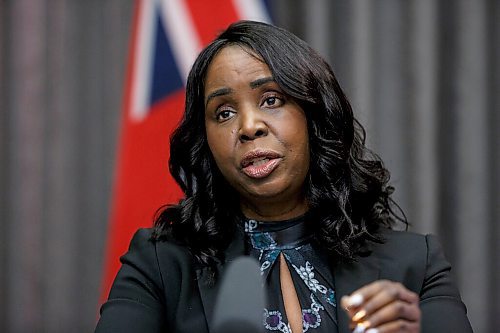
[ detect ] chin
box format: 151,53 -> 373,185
242,182 -> 291,200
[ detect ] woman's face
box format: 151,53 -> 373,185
204,45 -> 310,219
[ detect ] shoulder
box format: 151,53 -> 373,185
369,228 -> 458,295
373,228 -> 439,258
370,228 -> 428,265
374,228 -> 448,263
118,228 -> 200,301
117,228 -> 198,292
99,229 -> 202,331
377,227 -> 427,245
124,228 -> 196,268
374,228 -> 450,264
371,231 -> 472,330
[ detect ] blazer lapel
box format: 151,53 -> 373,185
334,249 -> 381,333
197,228 -> 245,332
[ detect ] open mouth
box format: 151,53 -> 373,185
240,150 -> 282,179
243,157 -> 272,167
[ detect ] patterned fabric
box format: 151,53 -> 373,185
244,214 -> 338,333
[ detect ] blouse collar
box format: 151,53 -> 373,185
242,212 -> 315,250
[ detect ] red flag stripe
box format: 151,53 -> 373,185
99,0 -> 272,311
185,0 -> 240,46
100,0 -> 142,306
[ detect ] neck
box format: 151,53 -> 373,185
239,196 -> 309,221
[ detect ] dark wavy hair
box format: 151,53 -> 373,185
153,20 -> 406,272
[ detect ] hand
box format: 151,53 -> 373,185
341,280 -> 420,333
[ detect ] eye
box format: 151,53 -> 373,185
261,94 -> 284,108
215,108 -> 235,122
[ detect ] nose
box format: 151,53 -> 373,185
238,107 -> 268,142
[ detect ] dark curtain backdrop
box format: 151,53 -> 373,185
0,1 -> 134,332
1,1 -> 498,332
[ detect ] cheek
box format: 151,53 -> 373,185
284,117 -> 309,151
206,127 -> 235,173
294,138 -> 310,173
207,137 -> 223,165
287,120 -> 310,173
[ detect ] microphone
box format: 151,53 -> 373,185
212,256 -> 265,333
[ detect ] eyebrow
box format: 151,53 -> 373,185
204,76 -> 276,108
249,76 -> 275,89
205,87 -> 233,108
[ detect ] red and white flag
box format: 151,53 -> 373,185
100,0 -> 271,304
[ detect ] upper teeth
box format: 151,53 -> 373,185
252,158 -> 269,167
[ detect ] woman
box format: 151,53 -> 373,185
96,21 -> 472,333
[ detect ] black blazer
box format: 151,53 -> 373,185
96,228 -> 473,332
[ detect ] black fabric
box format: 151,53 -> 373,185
95,228 -> 473,333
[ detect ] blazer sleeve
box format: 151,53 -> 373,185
95,229 -> 167,333
419,234 -> 473,332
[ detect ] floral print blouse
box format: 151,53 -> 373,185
243,214 -> 338,333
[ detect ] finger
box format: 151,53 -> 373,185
364,300 -> 421,328
351,284 -> 419,322
342,280 -> 388,316
341,294 -> 364,317
345,280 -> 403,309
365,319 -> 420,333
394,285 -> 419,304
352,321 -> 370,333
349,280 -> 389,303
343,281 -> 390,321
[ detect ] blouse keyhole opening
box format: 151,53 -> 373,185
279,253 -> 303,333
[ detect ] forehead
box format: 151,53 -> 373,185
204,45 -> 271,86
